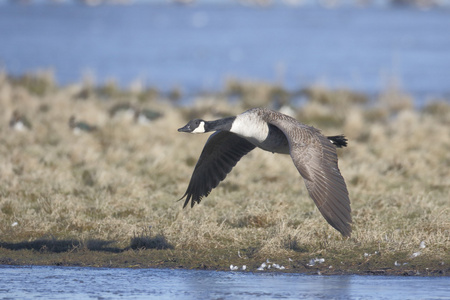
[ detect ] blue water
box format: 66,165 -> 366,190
0,4 -> 450,103
0,265 -> 448,299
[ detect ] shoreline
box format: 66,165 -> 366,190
0,247 -> 448,276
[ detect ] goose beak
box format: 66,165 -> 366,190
178,124 -> 190,132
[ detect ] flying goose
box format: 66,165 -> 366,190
178,107 -> 352,237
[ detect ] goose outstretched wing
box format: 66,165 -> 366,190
180,131 -> 255,208
266,115 -> 352,237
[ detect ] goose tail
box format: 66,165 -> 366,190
327,135 -> 347,148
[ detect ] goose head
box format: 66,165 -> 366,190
178,119 -> 207,134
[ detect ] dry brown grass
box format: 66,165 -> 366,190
0,71 -> 448,274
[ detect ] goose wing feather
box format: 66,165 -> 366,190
180,131 -> 255,208
265,113 -> 352,236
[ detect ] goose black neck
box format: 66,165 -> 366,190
205,116 -> 236,132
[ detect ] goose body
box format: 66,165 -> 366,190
178,108 -> 351,237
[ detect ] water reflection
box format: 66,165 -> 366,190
0,265 -> 448,299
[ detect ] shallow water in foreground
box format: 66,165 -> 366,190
0,265 -> 448,299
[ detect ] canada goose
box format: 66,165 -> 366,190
178,107 -> 352,237
69,116 -> 97,134
134,109 -> 163,124
9,110 -> 32,131
109,103 -> 163,124
109,103 -> 136,119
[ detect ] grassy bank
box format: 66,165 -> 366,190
0,72 -> 448,275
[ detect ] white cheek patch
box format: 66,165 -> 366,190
192,121 -> 206,134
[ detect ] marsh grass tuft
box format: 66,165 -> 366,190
1,202 -> 14,216
7,70 -> 55,96
130,228 -> 174,250
0,71 -> 448,274
283,234 -> 309,252
226,214 -> 276,228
